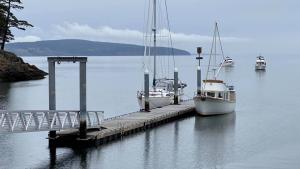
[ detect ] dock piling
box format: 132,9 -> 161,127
174,68 -> 179,104
197,66 -> 201,95
79,62 -> 87,139
144,69 -> 150,112
48,60 -> 56,143
196,47 -> 203,95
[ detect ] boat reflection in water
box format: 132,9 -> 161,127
193,113 -> 236,168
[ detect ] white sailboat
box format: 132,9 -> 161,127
194,22 -> 236,115
137,0 -> 186,110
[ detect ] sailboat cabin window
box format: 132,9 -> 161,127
207,92 -> 215,97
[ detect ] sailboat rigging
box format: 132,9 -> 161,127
137,0 -> 186,110
194,22 -> 236,115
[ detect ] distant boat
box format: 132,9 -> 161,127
208,22 -> 234,67
194,22 -> 236,116
222,56 -> 234,67
255,56 -> 266,70
137,0 -> 186,110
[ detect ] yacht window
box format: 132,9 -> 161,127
218,93 -> 222,98
207,92 -> 215,97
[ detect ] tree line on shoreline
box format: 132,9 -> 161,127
0,0 -> 32,50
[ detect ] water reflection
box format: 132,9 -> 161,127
223,66 -> 234,73
255,69 -> 266,85
49,147 -> 56,169
255,69 -> 266,79
172,121 -> 179,169
45,148 -> 90,169
220,66 -> 235,85
144,131 -> 151,169
193,113 -> 236,168
0,82 -> 11,109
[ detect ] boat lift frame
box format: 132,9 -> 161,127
48,57 -> 88,139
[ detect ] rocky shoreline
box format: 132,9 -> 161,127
0,50 -> 47,82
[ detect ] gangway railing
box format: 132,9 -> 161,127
0,110 -> 104,133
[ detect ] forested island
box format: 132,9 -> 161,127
7,39 -> 191,56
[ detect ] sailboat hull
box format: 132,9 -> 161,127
194,96 -> 235,116
138,95 -> 174,110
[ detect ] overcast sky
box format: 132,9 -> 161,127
11,0 -> 300,55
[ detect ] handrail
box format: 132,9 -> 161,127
0,110 -> 104,133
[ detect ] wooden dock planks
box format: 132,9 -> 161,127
53,100 -> 195,147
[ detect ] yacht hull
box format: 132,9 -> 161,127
193,96 -> 235,116
255,65 -> 266,70
223,62 -> 234,67
138,96 -> 174,110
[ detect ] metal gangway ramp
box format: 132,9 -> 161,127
0,110 -> 103,133
0,57 -> 104,139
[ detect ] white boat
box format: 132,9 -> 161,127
194,22 -> 236,116
222,56 -> 234,67
194,80 -> 236,115
137,0 -> 186,110
211,23 -> 234,67
137,79 -> 186,109
255,56 -> 266,70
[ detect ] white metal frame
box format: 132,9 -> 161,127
0,110 -> 104,133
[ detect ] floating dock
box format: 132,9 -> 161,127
51,100 -> 195,147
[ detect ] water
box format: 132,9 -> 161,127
0,55 -> 300,169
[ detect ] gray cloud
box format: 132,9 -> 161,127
13,22 -> 250,53
10,0 -> 300,55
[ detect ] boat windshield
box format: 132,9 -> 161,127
156,79 -> 173,91
257,56 -> 264,60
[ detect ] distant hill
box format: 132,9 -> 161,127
6,39 -> 190,56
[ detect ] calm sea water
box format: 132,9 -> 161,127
0,55 -> 300,169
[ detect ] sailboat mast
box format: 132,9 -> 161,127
213,22 -> 217,79
153,0 -> 157,87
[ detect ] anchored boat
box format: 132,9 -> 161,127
137,0 -> 186,110
193,23 -> 236,116
255,56 -> 266,70
222,56 -> 234,67
210,22 -> 234,67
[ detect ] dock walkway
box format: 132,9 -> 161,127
53,100 -> 195,147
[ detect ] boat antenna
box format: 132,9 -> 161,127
152,0 -> 157,87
